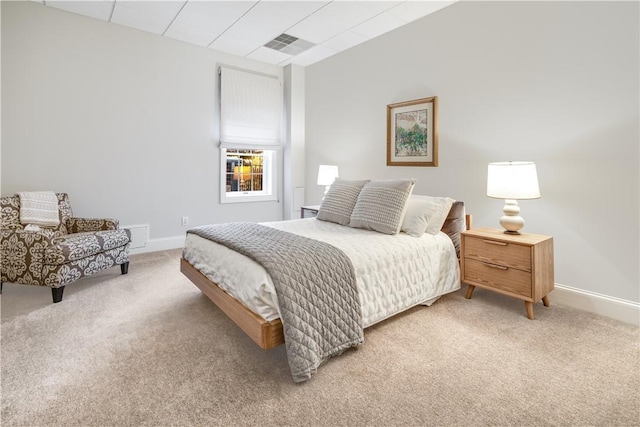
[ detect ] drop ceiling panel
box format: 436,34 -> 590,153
115,1 -> 186,20
46,0 -> 114,21
286,1 -> 400,44
111,2 -> 184,34
388,1 -> 456,23
230,1 -> 328,36
167,1 -> 255,36
350,11 -> 406,40
321,30 -> 368,52
211,1 -> 327,56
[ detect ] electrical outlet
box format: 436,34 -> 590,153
181,216 -> 189,226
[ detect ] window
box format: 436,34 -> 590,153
219,66 -> 282,203
221,149 -> 275,202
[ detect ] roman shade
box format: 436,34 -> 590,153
219,66 -> 283,150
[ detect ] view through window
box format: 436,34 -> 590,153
224,149 -> 265,194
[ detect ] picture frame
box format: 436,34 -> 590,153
386,96 -> 438,167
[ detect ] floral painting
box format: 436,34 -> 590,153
387,96 -> 438,167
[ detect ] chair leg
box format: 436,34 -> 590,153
52,286 -> 64,303
120,262 -> 129,275
0,282 -> 3,295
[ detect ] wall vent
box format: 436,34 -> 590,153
265,33 -> 314,56
124,224 -> 148,249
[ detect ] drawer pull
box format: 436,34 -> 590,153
483,262 -> 508,270
482,239 -> 508,246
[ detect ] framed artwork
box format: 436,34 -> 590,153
386,96 -> 438,167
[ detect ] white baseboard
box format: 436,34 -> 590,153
129,235 -> 185,255
551,284 -> 639,326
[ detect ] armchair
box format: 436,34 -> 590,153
0,193 -> 131,303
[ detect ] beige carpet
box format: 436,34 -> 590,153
1,249 -> 638,426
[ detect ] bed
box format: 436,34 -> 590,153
180,179 -> 471,381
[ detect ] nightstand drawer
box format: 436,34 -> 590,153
464,236 -> 531,272
463,258 -> 532,298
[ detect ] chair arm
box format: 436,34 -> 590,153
68,217 -> 119,233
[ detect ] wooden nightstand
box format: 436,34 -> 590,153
461,227 -> 554,320
300,205 -> 320,218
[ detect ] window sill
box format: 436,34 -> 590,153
221,193 -> 277,204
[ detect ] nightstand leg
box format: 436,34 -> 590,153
542,295 -> 550,307
465,285 -> 475,299
525,301 -> 534,320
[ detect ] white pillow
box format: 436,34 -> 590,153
400,198 -> 431,237
401,195 -> 455,237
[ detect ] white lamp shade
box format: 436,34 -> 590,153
487,161 -> 540,200
317,165 -> 339,186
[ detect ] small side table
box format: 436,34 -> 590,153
461,227 -> 554,320
300,205 -> 320,218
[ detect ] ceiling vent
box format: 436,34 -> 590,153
265,33 -> 314,56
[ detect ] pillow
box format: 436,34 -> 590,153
400,198 -> 431,237
349,179 -> 416,235
401,195 -> 455,237
316,179 -> 369,225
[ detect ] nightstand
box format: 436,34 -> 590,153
300,205 -> 320,218
461,227 -> 554,320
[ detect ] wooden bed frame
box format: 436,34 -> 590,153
180,214 -> 472,350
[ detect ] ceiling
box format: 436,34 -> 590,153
31,0 -> 456,67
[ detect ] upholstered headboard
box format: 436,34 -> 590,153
441,201 -> 469,258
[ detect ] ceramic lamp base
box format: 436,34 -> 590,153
500,199 -> 525,234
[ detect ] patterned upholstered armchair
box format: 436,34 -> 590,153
0,193 -> 131,303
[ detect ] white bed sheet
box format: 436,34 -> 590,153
182,218 -> 461,328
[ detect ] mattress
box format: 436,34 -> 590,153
182,218 -> 461,328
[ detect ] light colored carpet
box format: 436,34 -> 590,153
1,249 -> 638,426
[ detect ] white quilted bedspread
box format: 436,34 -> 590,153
183,218 -> 461,327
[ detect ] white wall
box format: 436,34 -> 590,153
305,1 -> 639,303
1,1 -> 285,250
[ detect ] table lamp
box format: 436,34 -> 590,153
487,161 -> 540,234
317,165 -> 339,198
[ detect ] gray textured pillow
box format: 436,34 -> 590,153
316,179 -> 369,225
349,179 -> 416,235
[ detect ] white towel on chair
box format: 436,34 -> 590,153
18,191 -> 60,227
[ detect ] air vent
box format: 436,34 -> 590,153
265,33 -> 314,56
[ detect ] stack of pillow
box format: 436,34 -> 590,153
316,178 -> 455,238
